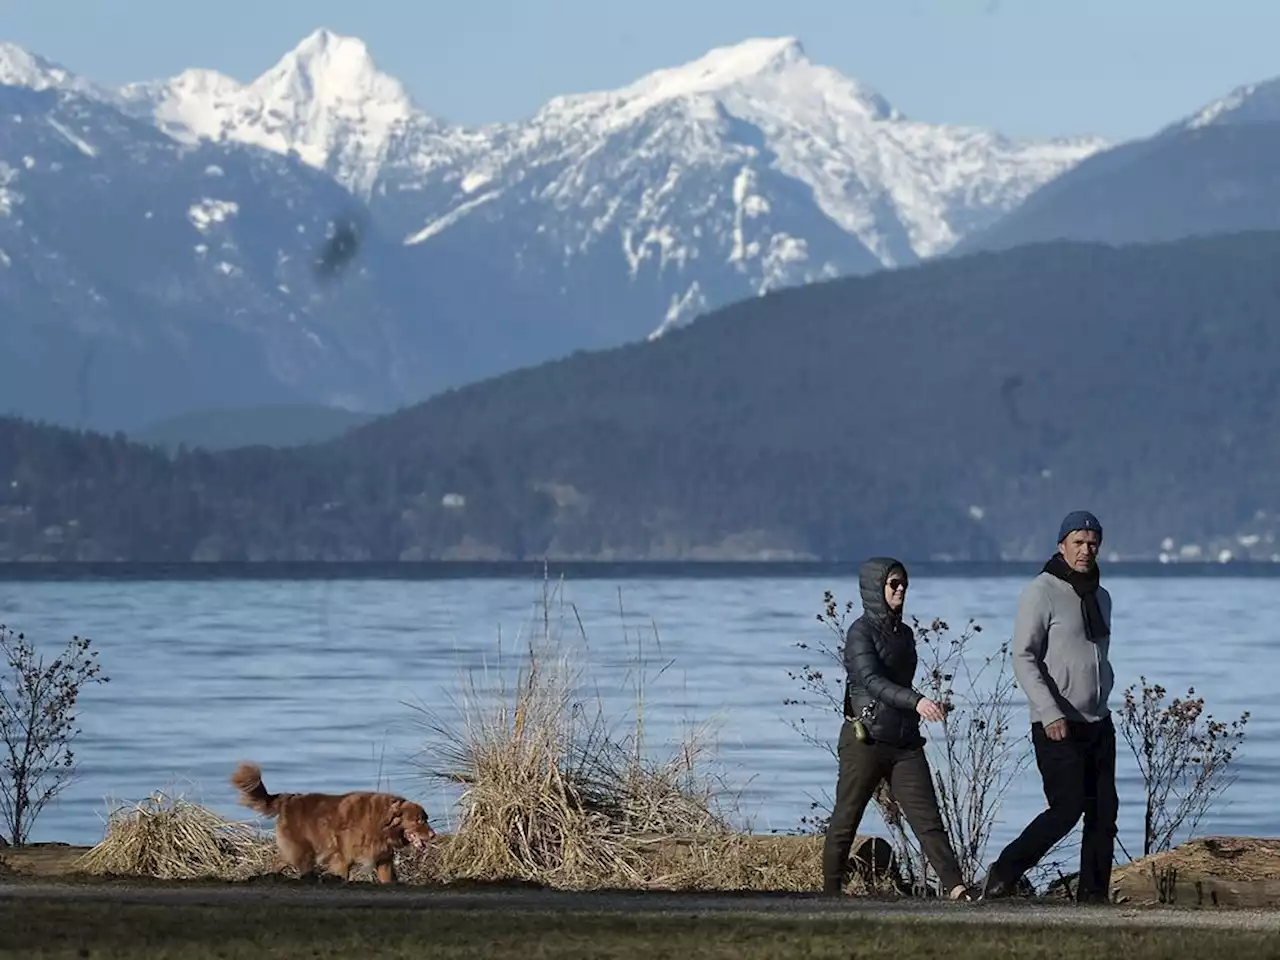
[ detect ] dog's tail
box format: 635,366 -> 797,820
230,762 -> 283,818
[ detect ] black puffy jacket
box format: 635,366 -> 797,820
841,556 -> 926,748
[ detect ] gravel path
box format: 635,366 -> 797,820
3,880 -> 1278,931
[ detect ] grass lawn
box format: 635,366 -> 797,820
4,900 -> 1279,959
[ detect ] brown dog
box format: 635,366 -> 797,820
230,762 -> 437,884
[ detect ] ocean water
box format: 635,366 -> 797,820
0,565 -> 1273,878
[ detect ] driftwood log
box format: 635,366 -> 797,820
1110,837 -> 1280,907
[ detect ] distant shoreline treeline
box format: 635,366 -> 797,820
1,560 -> 1278,584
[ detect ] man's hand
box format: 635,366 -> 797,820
1044,718 -> 1069,741
916,698 -> 947,723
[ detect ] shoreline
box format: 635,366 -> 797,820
4,558 -> 1280,582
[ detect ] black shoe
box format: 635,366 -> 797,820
822,878 -> 845,897
978,871 -> 1016,901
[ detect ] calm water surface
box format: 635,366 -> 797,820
1,570 -> 1274,871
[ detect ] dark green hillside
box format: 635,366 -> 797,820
4,230 -> 1280,562
130,405 -> 378,452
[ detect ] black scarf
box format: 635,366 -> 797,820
1043,553 -> 1109,641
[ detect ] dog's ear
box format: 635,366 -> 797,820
381,799 -> 408,843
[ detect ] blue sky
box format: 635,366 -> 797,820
5,0 -> 1279,142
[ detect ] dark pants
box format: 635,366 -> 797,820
822,720 -> 965,894
989,714 -> 1118,901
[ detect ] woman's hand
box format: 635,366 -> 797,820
916,697 -> 947,723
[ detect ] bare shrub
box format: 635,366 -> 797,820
1118,677 -> 1250,857
0,626 -> 109,845
912,616 -> 1031,885
783,591 -> 1030,892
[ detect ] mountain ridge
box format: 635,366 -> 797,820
103,30 -> 1108,339
4,229 -> 1280,564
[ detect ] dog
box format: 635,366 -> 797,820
230,762 -> 437,884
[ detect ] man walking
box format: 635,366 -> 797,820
980,510 -> 1118,904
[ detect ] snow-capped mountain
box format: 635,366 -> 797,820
116,30 -> 431,198
0,70 -> 535,431
1174,76 -> 1280,132
119,31 -> 1107,342
954,69 -> 1280,257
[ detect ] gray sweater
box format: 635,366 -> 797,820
1011,572 -> 1114,726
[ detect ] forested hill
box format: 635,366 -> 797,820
4,229 -> 1280,563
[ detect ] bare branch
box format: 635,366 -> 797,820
1117,677 -> 1249,858
0,626 -> 110,845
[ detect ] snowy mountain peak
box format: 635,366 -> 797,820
630,36 -> 809,98
1174,75 -> 1280,132
536,35 -> 898,130
0,43 -> 102,95
258,27 -> 414,117
118,28 -> 421,196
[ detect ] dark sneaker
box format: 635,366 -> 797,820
978,871 -> 1016,901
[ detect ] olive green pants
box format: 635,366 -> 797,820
821,719 -> 964,894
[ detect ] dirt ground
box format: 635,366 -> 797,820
6,835 -> 1280,924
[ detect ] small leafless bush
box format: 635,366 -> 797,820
0,626 -> 109,845
1118,677 -> 1250,857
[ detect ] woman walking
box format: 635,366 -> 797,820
822,556 -> 972,900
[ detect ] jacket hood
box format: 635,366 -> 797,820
859,556 -> 907,620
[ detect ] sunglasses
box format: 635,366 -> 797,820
886,578 -> 908,592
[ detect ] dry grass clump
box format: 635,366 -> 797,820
75,792 -> 275,881
639,833 -> 823,891
409,580 -> 835,892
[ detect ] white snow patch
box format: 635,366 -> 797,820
1183,83 -> 1256,129
968,505 -> 985,521
46,117 -> 99,157
21,156 -> 35,170
0,162 -> 20,216
0,249 -> 10,268
757,233 -> 808,292
204,164 -> 225,177
404,189 -> 500,244
215,260 -> 240,276
460,170 -> 492,193
648,281 -> 708,339
188,198 -> 240,232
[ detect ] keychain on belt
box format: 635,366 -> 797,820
852,703 -> 874,743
